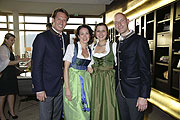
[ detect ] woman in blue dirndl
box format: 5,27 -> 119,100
63,24 -> 94,120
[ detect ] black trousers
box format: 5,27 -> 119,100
116,84 -> 144,120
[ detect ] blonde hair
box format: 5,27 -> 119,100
3,33 -> 15,51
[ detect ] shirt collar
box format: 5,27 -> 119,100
52,27 -> 62,36
119,29 -> 134,41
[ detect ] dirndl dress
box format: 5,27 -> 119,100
63,43 -> 92,120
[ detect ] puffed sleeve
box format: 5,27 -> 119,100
112,42 -> 117,66
0,45 -> 10,72
63,44 -> 74,63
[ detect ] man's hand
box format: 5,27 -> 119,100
36,91 -> 47,102
136,97 -> 148,112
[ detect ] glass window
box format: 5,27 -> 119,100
9,24 -> 14,29
8,15 -> 13,22
25,16 -> 47,23
0,31 -> 8,45
19,24 -> 24,30
85,18 -> 103,24
89,25 -> 95,30
0,23 -> 7,28
0,16 -> 6,22
65,25 -> 79,30
9,31 -> 14,34
67,18 -> 83,24
19,31 -> 25,56
19,16 -> 24,22
25,31 -> 41,48
49,17 -> 52,23
25,24 -> 46,30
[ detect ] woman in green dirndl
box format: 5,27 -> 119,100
63,24 -> 94,120
89,23 -> 120,120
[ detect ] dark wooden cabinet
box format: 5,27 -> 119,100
145,2 -> 179,99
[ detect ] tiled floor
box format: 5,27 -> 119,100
4,96 -> 39,120
3,95 -> 177,120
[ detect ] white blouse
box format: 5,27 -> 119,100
0,45 -> 10,72
89,39 -> 117,67
63,42 -> 91,63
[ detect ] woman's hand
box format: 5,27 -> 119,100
87,67 -> 93,74
20,58 -> 30,62
65,88 -> 72,101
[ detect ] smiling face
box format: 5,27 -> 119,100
95,25 -> 108,41
52,12 -> 68,33
5,36 -> 15,47
78,27 -> 90,45
114,13 -> 130,36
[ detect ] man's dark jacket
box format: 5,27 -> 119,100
32,28 -> 68,96
116,33 -> 152,98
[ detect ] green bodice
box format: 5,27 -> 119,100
92,43 -> 114,68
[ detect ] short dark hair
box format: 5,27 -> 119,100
46,23 -> 52,28
51,8 -> 69,21
74,24 -> 94,45
94,23 -> 109,40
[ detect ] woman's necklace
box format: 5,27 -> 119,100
97,42 -> 106,47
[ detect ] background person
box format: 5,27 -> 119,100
46,23 -> 52,30
0,33 -> 29,120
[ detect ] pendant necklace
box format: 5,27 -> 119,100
97,42 -> 106,47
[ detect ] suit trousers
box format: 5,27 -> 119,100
39,87 -> 63,120
116,83 -> 144,120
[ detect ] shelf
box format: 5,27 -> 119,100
156,62 -> 168,66
174,39 -> 180,42
147,20 -> 154,24
174,52 -> 180,55
156,77 -> 168,83
156,45 -> 169,48
173,68 -> 180,72
175,17 -> 180,21
131,1 -> 180,101
157,19 -> 170,24
172,86 -> 179,91
157,31 -> 170,35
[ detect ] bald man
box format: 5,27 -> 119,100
114,12 -> 152,120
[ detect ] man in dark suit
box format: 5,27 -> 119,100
32,8 -> 69,120
114,12 -> 152,120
